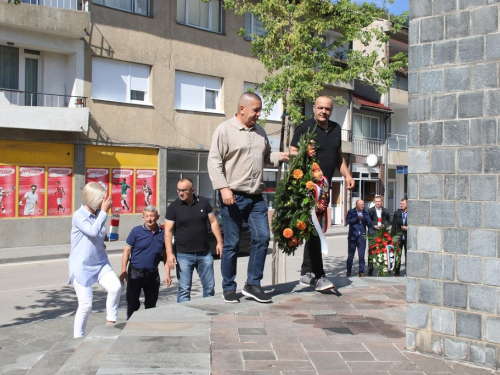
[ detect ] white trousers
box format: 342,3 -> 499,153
73,270 -> 122,338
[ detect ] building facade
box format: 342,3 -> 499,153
0,0 -> 407,248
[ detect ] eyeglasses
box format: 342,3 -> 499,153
177,188 -> 192,193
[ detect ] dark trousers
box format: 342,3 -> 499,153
126,267 -> 160,320
347,236 -> 366,274
301,233 -> 325,278
394,240 -> 407,275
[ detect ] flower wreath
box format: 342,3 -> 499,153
366,228 -> 403,276
272,128 -> 329,255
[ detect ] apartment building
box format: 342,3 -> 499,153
0,0 -> 407,247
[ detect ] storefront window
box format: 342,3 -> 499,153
167,149 -> 214,206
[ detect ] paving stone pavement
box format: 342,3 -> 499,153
2,276 -> 500,374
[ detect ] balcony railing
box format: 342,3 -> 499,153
20,0 -> 88,11
391,75 -> 408,91
388,134 -> 408,152
352,136 -> 383,156
0,89 -> 87,108
341,128 -> 351,142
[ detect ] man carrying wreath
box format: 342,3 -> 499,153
290,95 -> 354,291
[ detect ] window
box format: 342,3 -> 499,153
176,0 -> 222,33
326,32 -> 349,61
0,45 -> 19,90
244,13 -> 266,41
175,71 -> 222,113
243,82 -> 281,121
92,0 -> 150,16
167,149 -> 214,206
353,114 -> 379,139
92,58 -> 150,104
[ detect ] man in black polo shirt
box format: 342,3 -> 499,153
120,205 -> 170,320
290,95 -> 355,290
164,178 -> 223,303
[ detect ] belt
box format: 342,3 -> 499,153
130,265 -> 158,276
232,191 -> 259,196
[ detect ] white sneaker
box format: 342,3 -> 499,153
315,276 -> 334,291
299,272 -> 315,286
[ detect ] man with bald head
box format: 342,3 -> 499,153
290,95 -> 354,290
346,199 -> 374,277
208,92 -> 289,303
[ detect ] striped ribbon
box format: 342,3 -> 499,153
385,245 -> 395,271
312,176 -> 330,255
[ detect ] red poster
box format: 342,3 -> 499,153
18,166 -> 45,217
111,169 -> 134,213
86,168 -> 110,196
0,165 -> 17,218
47,167 -> 73,216
135,169 -> 157,213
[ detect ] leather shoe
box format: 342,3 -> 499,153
346,272 -> 351,277
368,272 -> 373,276
359,273 -> 365,277
394,273 -> 400,277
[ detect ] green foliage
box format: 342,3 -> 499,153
219,0 -> 408,125
271,128 -> 323,255
8,0 -> 21,3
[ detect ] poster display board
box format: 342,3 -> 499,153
0,165 -> 17,218
47,167 -> 73,216
18,166 -> 45,217
135,169 -> 157,213
111,169 -> 134,213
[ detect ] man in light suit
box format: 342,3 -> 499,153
391,197 -> 408,277
345,199 -> 374,277
367,195 -> 391,276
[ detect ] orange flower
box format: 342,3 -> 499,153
312,162 -> 320,170
293,169 -> 304,180
297,221 -> 306,230
283,228 -> 294,238
306,181 -> 315,190
312,169 -> 323,181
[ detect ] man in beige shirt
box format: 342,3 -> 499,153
208,92 -> 289,303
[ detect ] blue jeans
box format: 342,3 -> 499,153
218,192 -> 270,291
175,250 -> 215,303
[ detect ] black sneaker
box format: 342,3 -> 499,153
222,290 -> 240,303
242,284 -> 272,303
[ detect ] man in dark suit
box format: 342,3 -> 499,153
345,199 -> 374,277
367,195 -> 391,276
391,197 -> 408,277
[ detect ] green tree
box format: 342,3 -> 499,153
220,0 -> 407,125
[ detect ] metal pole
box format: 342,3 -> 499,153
271,112 -> 287,285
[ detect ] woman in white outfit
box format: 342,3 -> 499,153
69,182 -> 122,338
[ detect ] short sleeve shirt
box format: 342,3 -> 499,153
125,224 -> 165,271
165,195 -> 213,253
291,118 -> 342,183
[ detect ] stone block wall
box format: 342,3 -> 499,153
408,0 -> 500,368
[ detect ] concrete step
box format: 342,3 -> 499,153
55,323 -> 125,374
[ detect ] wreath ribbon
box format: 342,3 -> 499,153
385,245 -> 395,271
312,176 -> 329,255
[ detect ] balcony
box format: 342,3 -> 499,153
20,0 -> 88,11
352,136 -> 383,157
341,128 -> 353,154
391,75 -> 408,91
0,0 -> 90,38
0,89 -> 89,132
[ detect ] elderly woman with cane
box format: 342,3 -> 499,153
69,182 -> 122,338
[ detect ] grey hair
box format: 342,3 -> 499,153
143,205 -> 158,215
82,182 -> 107,211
